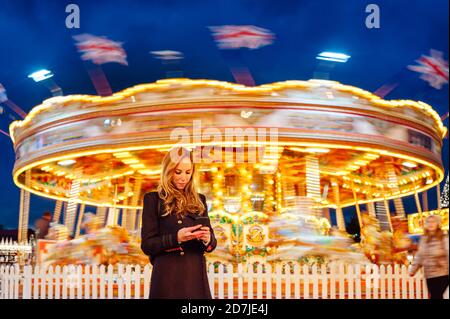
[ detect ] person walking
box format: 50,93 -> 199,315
34,211 -> 52,239
409,214 -> 449,299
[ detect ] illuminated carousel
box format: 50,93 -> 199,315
9,78 -> 448,266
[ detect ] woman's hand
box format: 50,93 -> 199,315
195,226 -> 211,246
177,225 -> 203,243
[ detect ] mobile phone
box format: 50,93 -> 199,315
193,216 -> 209,227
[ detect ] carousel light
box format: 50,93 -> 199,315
130,164 -> 146,169
364,153 -> 379,160
122,158 -> 140,164
402,161 -> 417,168
240,110 -> 253,118
138,169 -> 161,175
57,159 -> 76,166
305,147 -> 330,154
113,152 -> 132,158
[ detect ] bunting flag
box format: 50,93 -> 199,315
73,33 -> 128,66
0,83 -> 27,119
408,49 -> 449,89
209,25 -> 275,49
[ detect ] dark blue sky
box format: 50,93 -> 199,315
0,0 -> 448,228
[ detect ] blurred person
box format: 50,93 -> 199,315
141,147 -> 217,299
81,212 -> 102,234
34,211 -> 52,239
409,215 -> 449,299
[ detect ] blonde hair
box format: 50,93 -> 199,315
156,147 -> 206,217
424,215 -> 444,243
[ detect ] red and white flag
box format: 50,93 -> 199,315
73,34 -> 128,66
209,25 -> 275,49
408,49 -> 449,89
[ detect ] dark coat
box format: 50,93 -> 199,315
140,191 -> 217,299
34,218 -> 50,239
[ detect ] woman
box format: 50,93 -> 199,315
409,214 -> 449,299
140,147 -> 217,299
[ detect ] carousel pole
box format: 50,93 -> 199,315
113,184 -> 119,225
387,165 -> 405,218
383,195 -> 394,232
106,184 -> 119,226
280,166 -> 296,208
64,168 -> 82,236
332,178 -> 346,231
96,206 -> 107,226
18,171 -> 31,242
422,190 -> 429,212
305,154 -> 321,217
212,165 -> 224,212
53,200 -> 63,223
74,204 -> 85,238
122,197 -> 130,231
240,164 -> 253,214
121,177 -> 130,230
18,189 -> 24,241
437,182 -> 442,210
373,181 -> 393,232
129,178 -> 143,235
414,184 -> 423,215
441,175 -> 449,209
350,181 -> 363,228
263,172 -> 276,214
366,194 -> 376,217
122,204 -> 128,229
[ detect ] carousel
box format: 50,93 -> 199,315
9,78 -> 448,266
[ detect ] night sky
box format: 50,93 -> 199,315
0,0 -> 448,229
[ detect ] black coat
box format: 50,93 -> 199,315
140,191 -> 217,299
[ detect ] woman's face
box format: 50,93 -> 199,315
172,156 -> 192,190
424,217 -> 439,232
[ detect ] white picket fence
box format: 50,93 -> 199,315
0,262 -> 447,299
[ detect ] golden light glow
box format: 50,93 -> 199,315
402,161 -> 418,168
130,164 -> 146,169
138,169 -> 161,175
408,208 -> 449,234
9,78 -> 447,146
121,159 -> 140,164
57,159 -> 76,166
304,147 -> 330,154
11,138 -> 445,210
